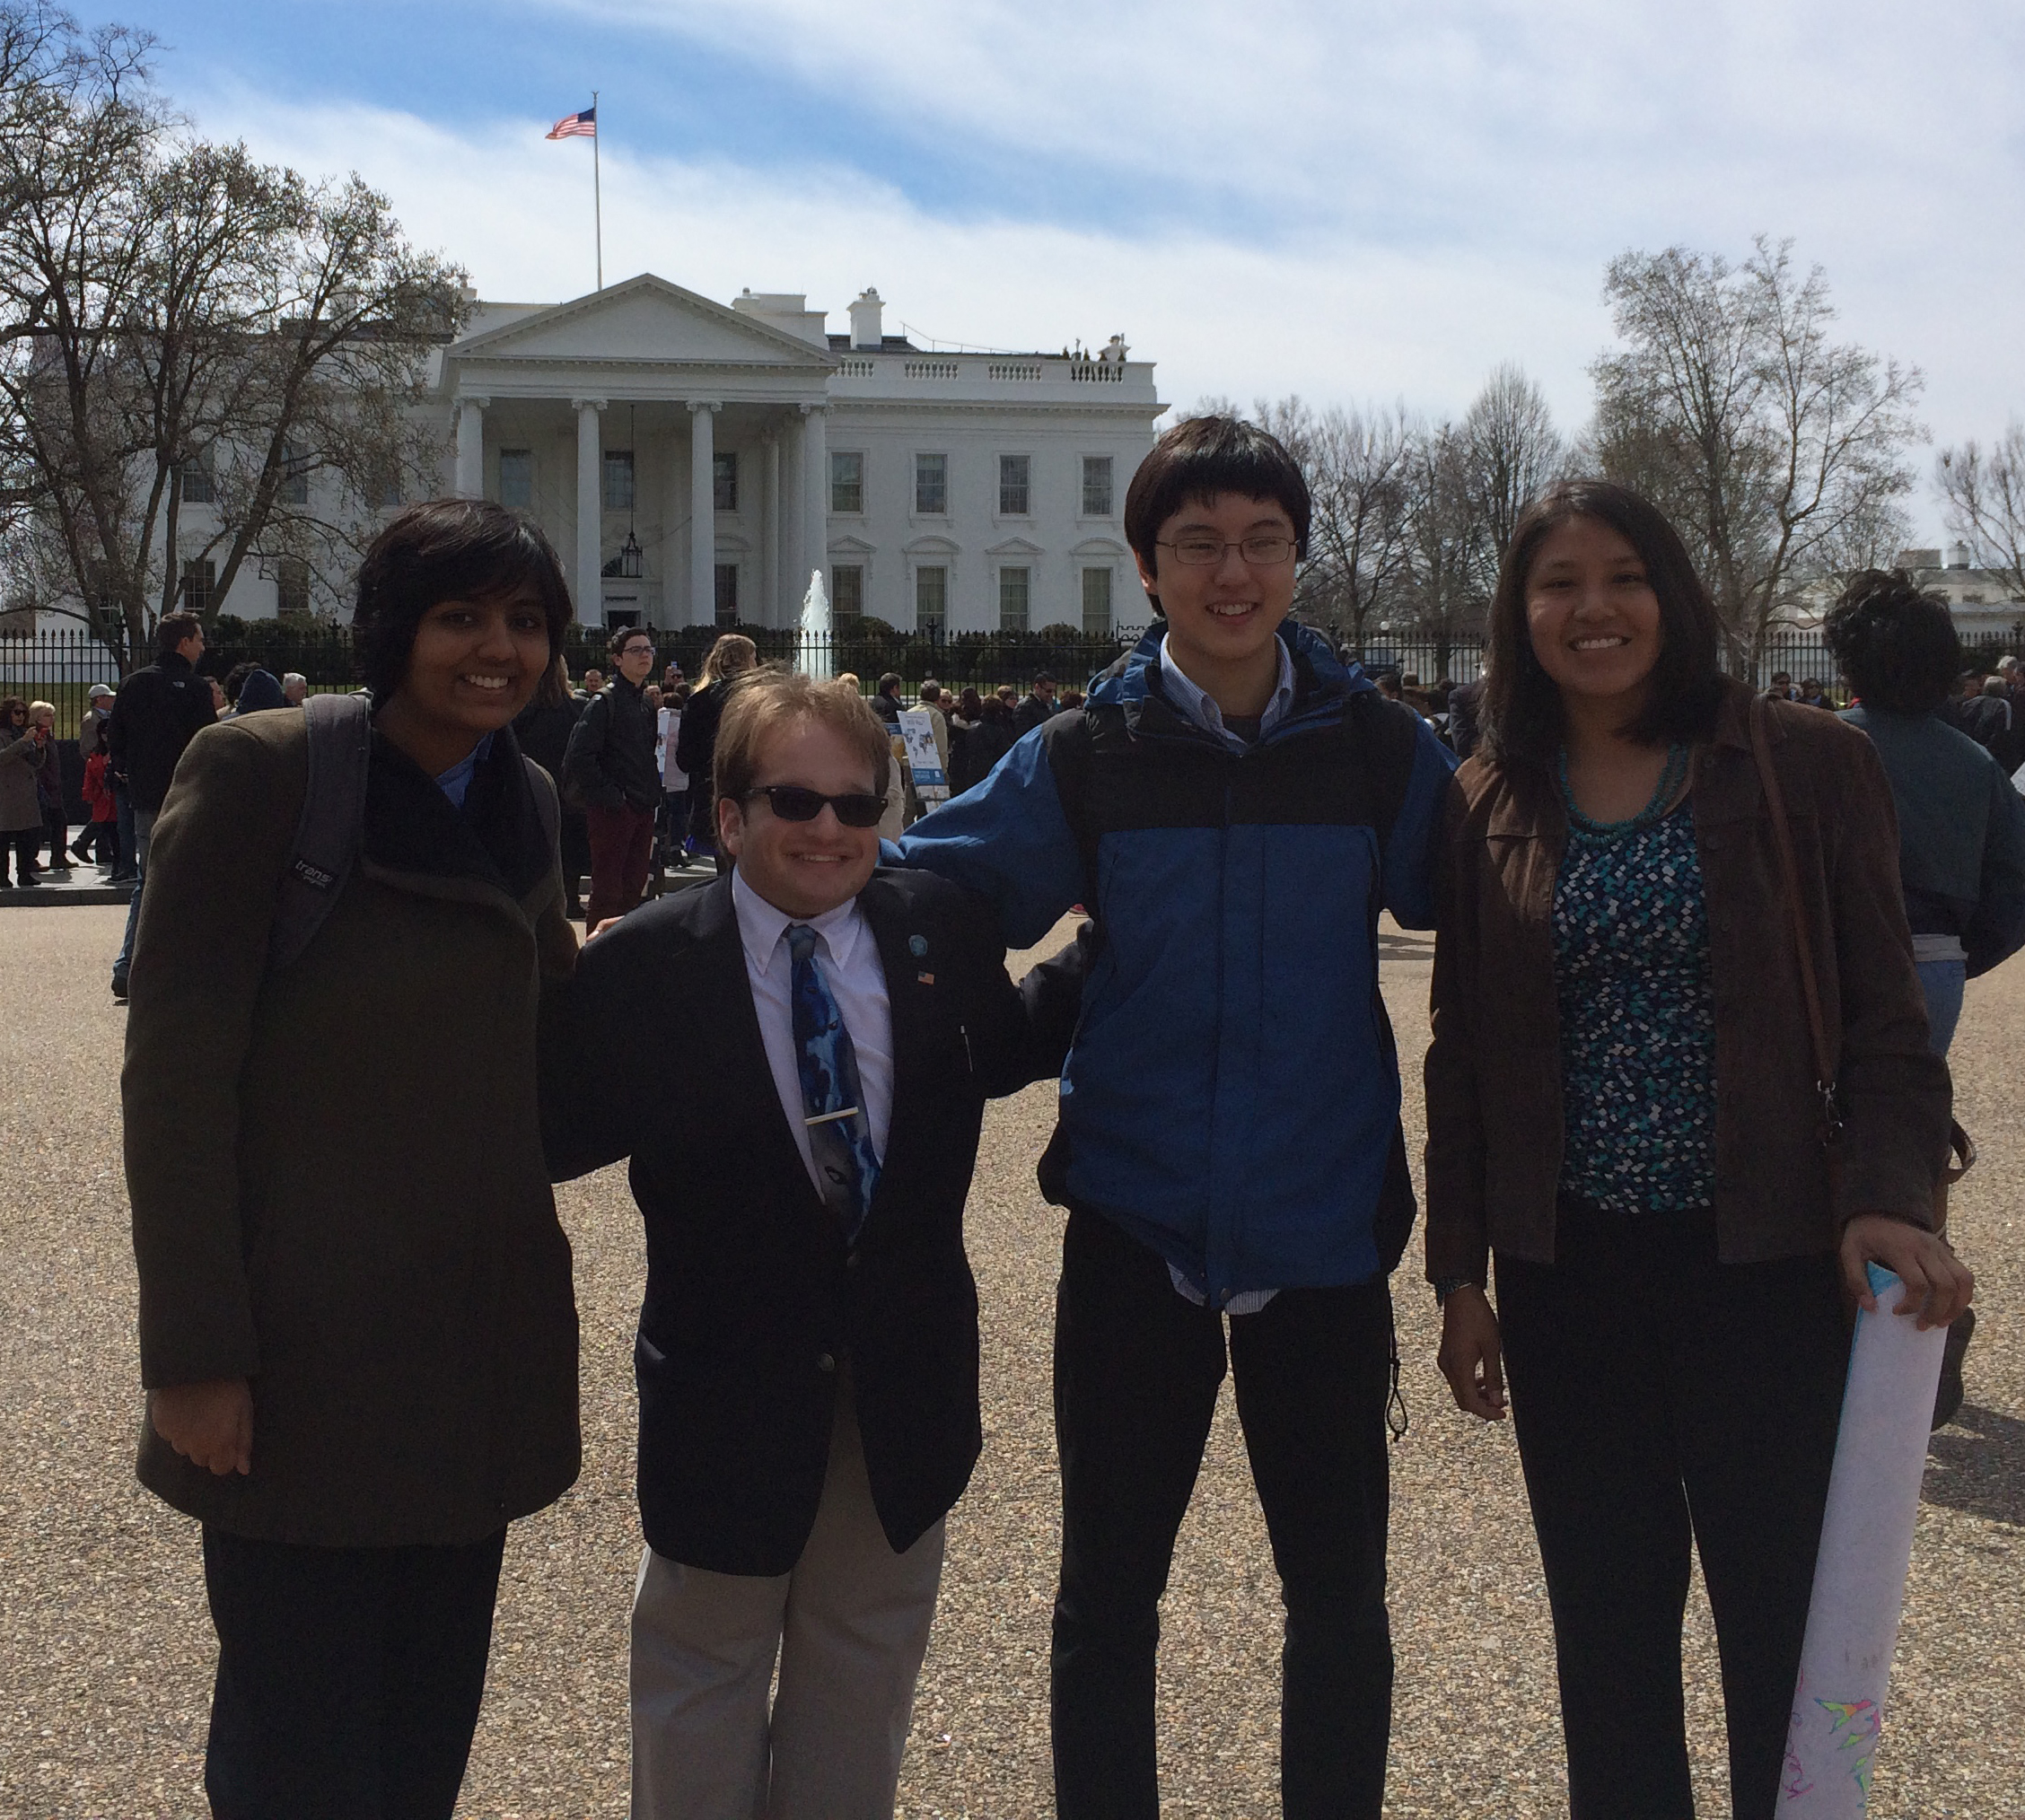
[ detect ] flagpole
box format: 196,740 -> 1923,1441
592,90 -> 602,291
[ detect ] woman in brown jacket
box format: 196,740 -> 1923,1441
125,501 -> 582,1818
1424,480 -> 1971,1820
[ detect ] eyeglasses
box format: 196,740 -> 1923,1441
1157,535 -> 1297,567
744,784 -> 886,827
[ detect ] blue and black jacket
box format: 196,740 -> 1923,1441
894,620 -> 1457,1306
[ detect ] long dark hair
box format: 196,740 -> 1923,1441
1480,478 -> 1723,766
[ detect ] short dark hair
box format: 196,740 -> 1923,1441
220,661 -> 257,705
1124,415 -> 1311,617
1479,478 -> 1723,766
877,672 -> 902,695
1031,670 -> 1056,687
353,500 -> 573,705
609,624 -> 654,661
1822,570 -> 1961,715
156,611 -> 202,659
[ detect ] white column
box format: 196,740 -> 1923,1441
761,433 -> 780,627
573,398 -> 605,622
801,403 -> 828,610
453,395 -> 487,498
783,413 -> 805,618
689,401 -> 718,627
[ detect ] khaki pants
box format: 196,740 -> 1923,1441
630,1384 -> 945,1820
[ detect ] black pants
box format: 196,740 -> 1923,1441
1496,1201 -> 1847,1820
1051,1208 -> 1395,1819
201,1525 -> 507,1820
4,827 -> 39,885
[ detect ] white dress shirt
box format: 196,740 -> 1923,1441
1154,630 -> 1293,1317
732,868 -> 895,1194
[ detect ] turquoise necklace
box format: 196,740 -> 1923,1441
1558,741 -> 1689,839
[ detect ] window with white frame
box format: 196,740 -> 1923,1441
999,565 -> 1030,634
830,451 -> 863,514
1082,565 -> 1113,634
277,442 -> 309,506
276,556 -> 311,618
831,564 -> 864,619
914,452 -> 948,515
1082,455 -> 1115,517
180,451 -> 215,505
714,452 -> 739,512
603,449 -> 635,512
714,563 -> 739,626
998,453 -> 1030,516
498,449 -> 532,511
916,565 -> 947,635
180,558 -> 217,615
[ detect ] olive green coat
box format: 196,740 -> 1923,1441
124,710 -> 582,1545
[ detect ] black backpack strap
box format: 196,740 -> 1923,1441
1038,709 -> 1104,912
268,693 -> 372,970
523,753 -> 560,862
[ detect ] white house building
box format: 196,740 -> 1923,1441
427,275 -> 1163,636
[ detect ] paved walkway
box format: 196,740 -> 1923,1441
2,906 -> 2019,1817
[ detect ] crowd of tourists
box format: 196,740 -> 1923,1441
113,413 -> 2023,1820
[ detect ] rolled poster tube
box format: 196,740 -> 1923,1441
1780,1265 -> 1947,1815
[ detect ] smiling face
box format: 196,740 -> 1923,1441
1523,515 -> 1664,722
718,715 -> 881,919
393,582 -> 552,744
1136,492 -> 1297,712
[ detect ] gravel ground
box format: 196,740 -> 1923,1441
2,904 -> 2020,1818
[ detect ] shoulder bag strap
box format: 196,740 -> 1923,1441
1747,693 -> 1842,1146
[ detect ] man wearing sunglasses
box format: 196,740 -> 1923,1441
540,669 -> 1072,1820
890,414 -> 1459,1818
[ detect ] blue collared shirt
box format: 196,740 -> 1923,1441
1157,630 -> 1296,749
434,732 -> 495,809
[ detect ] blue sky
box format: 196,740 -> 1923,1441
118,0 -> 2025,537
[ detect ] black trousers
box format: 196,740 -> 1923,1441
4,827 -> 39,884
1496,1201 -> 1847,1820
201,1525 -> 507,1820
1051,1208 -> 1396,1819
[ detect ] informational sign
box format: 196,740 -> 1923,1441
1779,1265 -> 1948,1816
899,707 -> 949,803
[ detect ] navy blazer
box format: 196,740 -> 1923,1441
540,866 -> 1064,1575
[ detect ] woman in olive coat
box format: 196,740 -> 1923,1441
124,501 -> 582,1818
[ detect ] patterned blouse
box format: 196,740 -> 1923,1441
1552,800 -> 1719,1212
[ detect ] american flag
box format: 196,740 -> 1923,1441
547,107 -> 596,141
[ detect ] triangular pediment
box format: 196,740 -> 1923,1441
451,275 -> 837,369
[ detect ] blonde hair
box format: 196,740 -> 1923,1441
28,700 -> 55,722
714,668 -> 891,806
700,633 -> 758,687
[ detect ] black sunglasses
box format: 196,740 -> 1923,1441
744,784 -> 885,828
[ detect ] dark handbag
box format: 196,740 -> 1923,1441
1746,694 -> 1973,1228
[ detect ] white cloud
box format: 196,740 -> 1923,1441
188,0 -> 2025,540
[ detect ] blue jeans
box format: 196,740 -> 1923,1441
111,780 -> 136,880
1916,958 -> 1965,1058
111,809 -> 155,988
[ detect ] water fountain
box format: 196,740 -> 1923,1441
797,569 -> 832,681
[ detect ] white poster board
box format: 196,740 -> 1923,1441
1779,1265 -> 1948,1816
899,707 -> 949,802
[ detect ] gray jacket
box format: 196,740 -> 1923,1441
0,730 -> 45,832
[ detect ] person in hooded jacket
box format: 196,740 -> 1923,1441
890,416 -> 1457,1820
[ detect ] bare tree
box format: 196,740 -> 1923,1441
1936,424 -> 2025,602
1590,237 -> 1924,669
0,11 -> 465,661
1458,362 -> 1566,568
1401,422 -> 1491,678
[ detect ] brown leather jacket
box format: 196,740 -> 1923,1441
1424,680 -> 1950,1286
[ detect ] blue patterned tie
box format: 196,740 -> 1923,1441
785,923 -> 881,1242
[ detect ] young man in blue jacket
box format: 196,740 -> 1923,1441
892,415 -> 1457,1818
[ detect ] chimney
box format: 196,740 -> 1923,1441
1948,540 -> 1973,570
849,287 -> 884,351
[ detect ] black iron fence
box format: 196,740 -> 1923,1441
8,621 -> 2021,738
